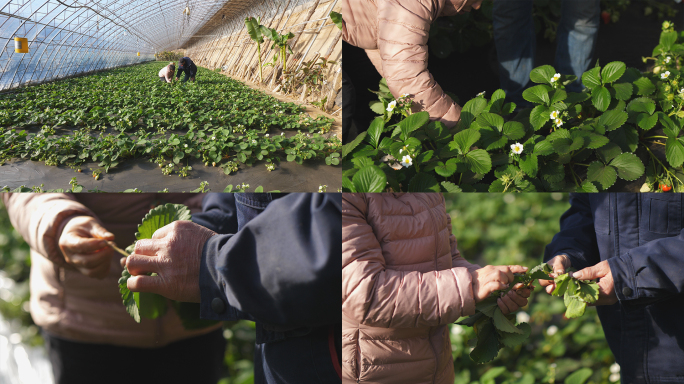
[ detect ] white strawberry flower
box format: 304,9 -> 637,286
555,118 -> 564,127
551,73 -> 561,83
511,142 -> 523,154
386,100 -> 397,112
662,71 -> 671,79
550,110 -> 560,120
400,155 -> 413,168
546,325 -> 558,336
477,91 -> 486,97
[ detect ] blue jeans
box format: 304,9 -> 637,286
492,0 -> 600,106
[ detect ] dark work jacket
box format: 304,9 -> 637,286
193,193 -> 342,384
176,57 -> 197,78
544,193 -> 684,384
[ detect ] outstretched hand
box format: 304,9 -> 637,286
58,216 -> 115,279
573,260 -> 617,306
126,220 -> 216,303
471,265 -> 530,313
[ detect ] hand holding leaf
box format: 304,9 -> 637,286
572,260 -> 617,306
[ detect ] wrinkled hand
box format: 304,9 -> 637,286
58,216 -> 115,279
126,221 -> 216,303
498,283 -> 532,315
539,254 -> 572,294
471,264 -> 528,303
572,260 -> 618,306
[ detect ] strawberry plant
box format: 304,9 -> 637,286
343,21 -> 684,192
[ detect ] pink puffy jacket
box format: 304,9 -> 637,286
342,0 -> 467,127
2,193 -> 222,348
342,193 -> 480,384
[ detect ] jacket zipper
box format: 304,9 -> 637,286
415,194 -> 441,384
356,330 -> 361,383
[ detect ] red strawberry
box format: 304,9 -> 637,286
601,11 -> 611,25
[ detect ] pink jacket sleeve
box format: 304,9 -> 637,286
376,0 -> 462,127
2,193 -> 96,266
342,194 -> 476,329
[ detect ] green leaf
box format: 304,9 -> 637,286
118,267 -> 140,323
661,30 -> 678,50
245,17 -> 264,43
633,77 -> 655,96
408,173 -> 441,192
601,61 -> 626,83
519,154 -> 538,177
666,138 -> 684,168
481,367 -> 507,382
352,165 -> 386,192
441,181 -> 462,193
136,291 -> 167,319
498,322 -> 532,348
592,86 -> 611,112
522,85 -> 551,105
587,162 -> 617,190
660,114 -> 681,138
597,142 -> 622,163
582,67 -> 602,89
366,117 -> 384,148
465,149 -> 492,175
369,100 -> 385,115
492,307 -> 523,334
578,180 -> 599,193
435,160 -> 458,177
478,112 -> 505,130
329,11 -> 343,30
636,113 -> 657,132
552,273 -> 571,296
575,281 -> 600,304
565,296 -> 587,318
528,263 -> 553,280
598,110 -> 628,131
530,65 -> 557,85
610,153 -> 644,181
470,322 -> 500,363
564,368 -> 593,384
609,126 -> 639,153
456,312 -> 484,326
452,129 -> 481,154
459,98 -> 488,129
627,97 -> 656,115
613,82 -> 633,100
586,133 -> 610,149
530,105 -> 550,131
400,112 -> 430,141
550,89 -> 567,106
135,203 -> 192,240
502,121 -> 525,140
476,297 -> 499,317
342,131 -> 367,159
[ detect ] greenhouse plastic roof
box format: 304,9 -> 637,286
0,0 -> 266,90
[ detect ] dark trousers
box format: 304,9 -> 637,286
45,328 -> 226,384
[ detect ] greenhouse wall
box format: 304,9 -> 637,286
185,0 -> 341,108
0,0 -> 231,91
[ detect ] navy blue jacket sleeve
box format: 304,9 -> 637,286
609,230 -> 684,304
199,193 -> 342,327
543,194 -> 601,270
192,193 -> 239,235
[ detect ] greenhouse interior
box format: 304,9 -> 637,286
0,0 -> 342,193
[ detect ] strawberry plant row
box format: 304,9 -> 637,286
343,21 -> 684,193
0,62 -> 340,178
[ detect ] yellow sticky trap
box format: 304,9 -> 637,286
137,52 -> 140,56
14,37 -> 28,53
